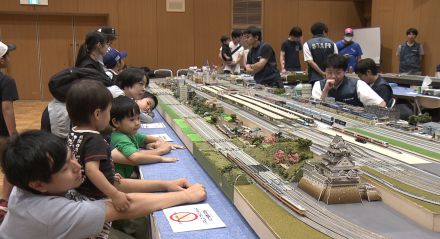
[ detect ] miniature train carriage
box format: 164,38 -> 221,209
299,135 -> 364,204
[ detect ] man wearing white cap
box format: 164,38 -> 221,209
336,28 -> 363,73
0,40 -> 19,224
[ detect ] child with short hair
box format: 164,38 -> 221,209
220,35 -> 232,62
115,67 -> 148,100
136,91 -> 158,124
0,130 -> 206,238
111,96 -> 180,179
66,80 -> 179,237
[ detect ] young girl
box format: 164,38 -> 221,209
136,91 -> 158,123
65,80 -> 181,238
111,95 -> 180,179
75,31 -> 108,75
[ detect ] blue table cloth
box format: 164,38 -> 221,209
138,110 -> 257,239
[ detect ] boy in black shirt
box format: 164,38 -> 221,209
280,26 -> 303,72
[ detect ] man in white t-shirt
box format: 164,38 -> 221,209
312,54 -> 385,107
219,30 -> 244,74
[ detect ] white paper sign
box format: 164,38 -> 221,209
141,122 -> 166,129
150,133 -> 173,142
162,204 -> 226,233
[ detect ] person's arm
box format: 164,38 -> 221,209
356,80 -> 386,107
2,101 -> 17,136
85,161 -> 130,211
280,51 -> 286,72
311,81 -> 323,100
246,44 -> 273,73
105,183 -> 206,222
246,58 -> 268,74
333,43 -> 339,54
129,151 -> 178,164
419,44 -> 424,62
396,45 -> 401,57
320,79 -> 335,101
233,50 -> 243,66
116,178 -> 191,193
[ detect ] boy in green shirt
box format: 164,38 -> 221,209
111,96 -> 182,178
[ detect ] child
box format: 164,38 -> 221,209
66,80 -> 186,236
136,91 -> 158,124
0,130 -> 206,238
220,35 -> 232,62
111,96 -> 180,179
103,47 -> 127,80
115,67 -> 148,100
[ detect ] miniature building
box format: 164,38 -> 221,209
299,135 -> 362,204
436,129 -> 440,140
179,84 -> 188,101
421,122 -> 440,136
301,83 -> 312,99
365,105 -> 400,122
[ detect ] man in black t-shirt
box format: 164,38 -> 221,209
0,40 -> 19,224
280,26 -> 303,72
244,26 -> 282,88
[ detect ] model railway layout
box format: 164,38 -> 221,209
153,87 -> 385,238
189,85 -> 440,197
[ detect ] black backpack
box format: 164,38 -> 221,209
48,67 -> 113,102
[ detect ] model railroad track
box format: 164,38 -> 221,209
158,94 -> 383,239
296,128 -> 440,196
184,85 -> 440,196
358,125 -> 440,154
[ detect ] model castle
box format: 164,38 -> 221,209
299,135 -> 363,204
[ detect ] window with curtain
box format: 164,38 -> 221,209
232,0 -> 262,30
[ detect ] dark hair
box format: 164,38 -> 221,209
142,91 -> 158,110
110,96 -> 141,127
310,22 -> 328,36
289,26 -> 302,37
66,80 -> 112,126
355,58 -> 378,75
324,54 -> 348,71
231,29 -> 243,38
0,130 -> 68,194
75,31 -> 106,67
243,26 -> 262,41
115,67 -> 148,89
220,35 -> 230,44
139,67 -> 152,86
406,28 -> 418,36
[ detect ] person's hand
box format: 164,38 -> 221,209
324,78 -> 336,90
169,143 -> 184,150
157,144 -> 173,154
161,156 -> 179,163
281,68 -> 286,73
184,183 -> 207,203
111,191 -> 130,212
113,173 -> 123,184
165,178 -> 192,192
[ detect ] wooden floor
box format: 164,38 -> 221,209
1,100 -> 48,196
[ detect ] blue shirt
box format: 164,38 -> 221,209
336,40 -> 363,70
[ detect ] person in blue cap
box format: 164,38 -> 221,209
103,48 -> 128,79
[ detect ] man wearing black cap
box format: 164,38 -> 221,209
0,40 -> 19,224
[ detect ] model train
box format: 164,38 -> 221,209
332,126 -> 389,147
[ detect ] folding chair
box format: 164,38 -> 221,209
153,69 -> 173,78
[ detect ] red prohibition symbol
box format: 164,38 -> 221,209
170,212 -> 199,222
